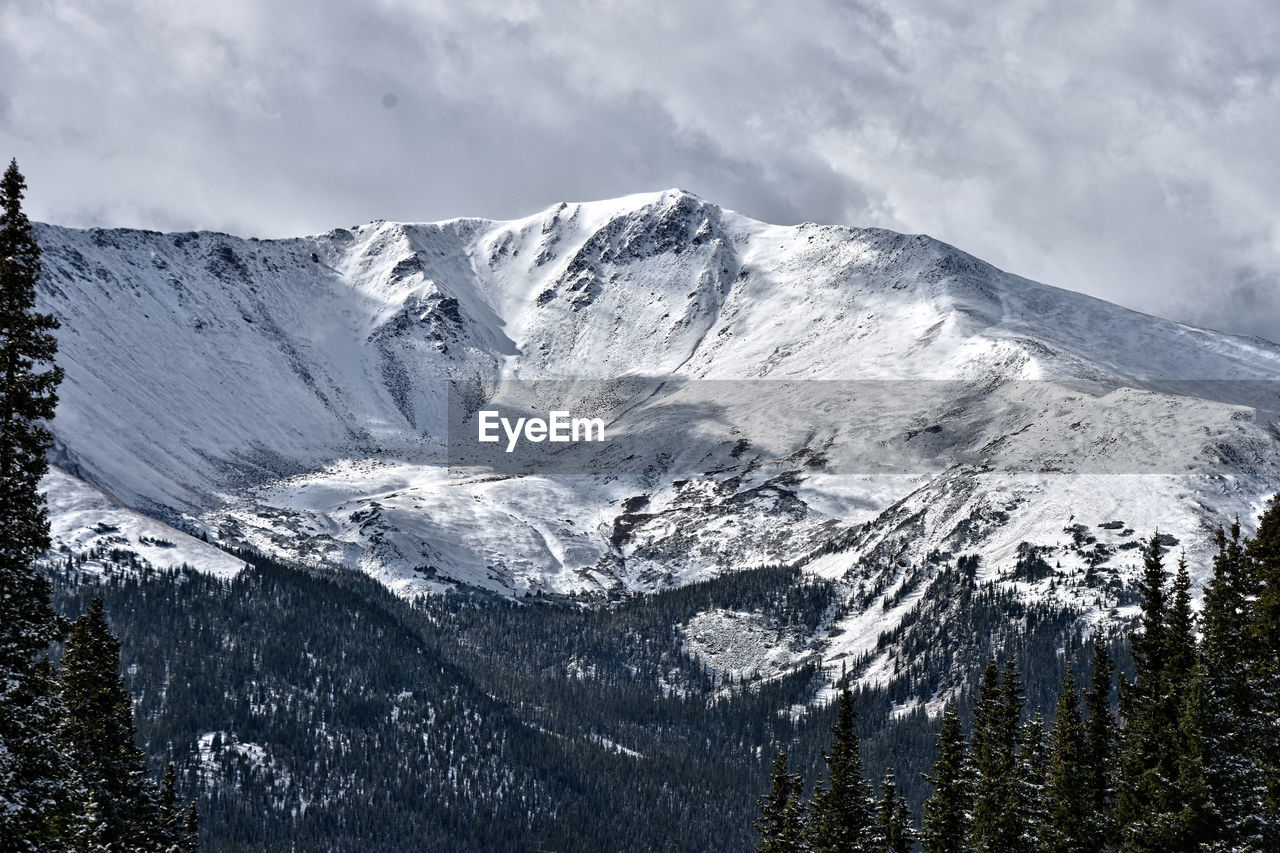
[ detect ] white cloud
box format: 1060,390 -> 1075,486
2,0 -> 1278,340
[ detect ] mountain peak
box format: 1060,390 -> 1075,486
31,192 -> 1280,597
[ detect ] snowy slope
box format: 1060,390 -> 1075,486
41,467 -> 244,580
33,190 -> 1280,690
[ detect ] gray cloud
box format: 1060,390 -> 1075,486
2,0 -> 1278,341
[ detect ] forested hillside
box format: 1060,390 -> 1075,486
46,542 -> 1114,851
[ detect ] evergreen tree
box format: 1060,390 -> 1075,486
65,786 -> 110,853
147,763 -> 199,852
877,768 -> 914,853
1195,523 -> 1269,851
1247,498 -> 1280,826
1016,710 -> 1047,851
1162,557 -> 1196,706
1114,535 -> 1181,852
1129,535 -> 1170,698
1044,669 -> 1090,853
757,745 -> 807,853
58,597 -> 153,849
0,157 -> 62,580
971,658 -> 1025,852
968,660 -> 1003,852
1082,640 -> 1116,850
1174,660 -> 1212,850
809,686 -> 877,852
921,705 -> 971,853
0,158 -> 68,849
182,803 -> 200,852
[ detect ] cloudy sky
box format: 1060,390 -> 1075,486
2,0 -> 1278,341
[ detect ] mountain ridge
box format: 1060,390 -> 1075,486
30,190 -> 1280,696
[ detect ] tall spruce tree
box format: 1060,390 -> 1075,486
152,763 -> 200,852
1247,498 -> 1280,827
971,658 -> 1025,852
0,158 -> 68,849
1129,535 -> 1170,696
58,597 -> 153,849
1174,660 -> 1213,851
808,686 -> 877,852
1115,535 -> 1181,852
1082,640 -> 1116,850
1044,668 -> 1090,853
1016,710 -> 1047,851
877,768 -> 915,853
921,705 -> 971,853
1194,523 -> 1269,851
757,745 -> 807,853
968,659 -> 1004,852
1162,557 -> 1196,706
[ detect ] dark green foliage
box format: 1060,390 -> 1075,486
58,597 -> 151,848
55,598 -> 198,851
970,658 -> 1026,852
1174,660 -> 1213,849
808,686 -> 878,852
0,158 -> 63,573
877,768 -> 915,853
0,161 -> 190,849
1247,498 -> 1280,824
1189,523 -> 1268,850
1082,640 -> 1116,848
1043,669 -> 1090,853
156,764 -> 199,852
1113,536 -> 1181,851
756,746 -> 807,853
1016,711 -> 1047,850
0,158 -> 68,849
920,705 -> 970,853
1163,557 -> 1196,702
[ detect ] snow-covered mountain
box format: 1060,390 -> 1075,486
34,189 -> 1280,692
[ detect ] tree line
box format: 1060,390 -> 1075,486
0,159 -> 197,851
758,506 -> 1280,852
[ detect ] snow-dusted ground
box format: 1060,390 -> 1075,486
42,466 -> 243,579
33,189 -> 1280,694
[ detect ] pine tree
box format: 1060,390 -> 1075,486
921,705 -> 971,853
1163,557 -> 1196,695
1114,535 -> 1181,852
757,745 -> 807,853
0,157 -> 62,579
1247,498 -> 1280,828
147,763 -> 199,852
1082,640 -> 1116,850
1016,710 -> 1047,851
65,786 -> 111,853
809,686 -> 877,852
968,659 -> 1003,852
877,768 -> 915,853
0,158 -> 69,849
148,763 -> 191,852
1174,660 -> 1213,850
1130,535 -> 1170,697
1194,523 -> 1269,851
1044,669 -> 1090,853
182,802 -> 200,852
971,658 -> 1025,852
58,597 -> 152,849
